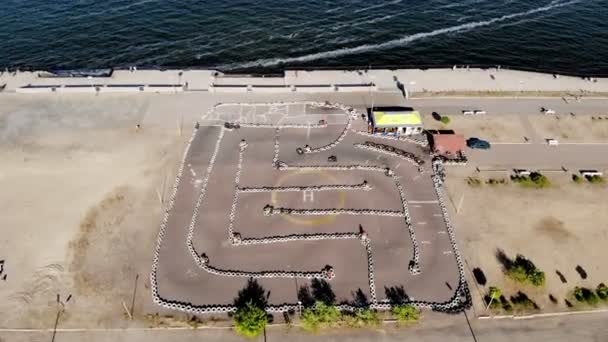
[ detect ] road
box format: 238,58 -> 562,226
2,311 -> 607,342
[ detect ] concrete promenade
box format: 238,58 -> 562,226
1,67 -> 608,94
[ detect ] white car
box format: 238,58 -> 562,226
474,110 -> 486,115
541,107 -> 556,115
462,110 -> 474,115
547,138 -> 559,146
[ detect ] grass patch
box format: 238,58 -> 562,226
342,309 -> 381,328
511,172 -> 551,189
391,304 -> 420,324
301,301 -> 340,332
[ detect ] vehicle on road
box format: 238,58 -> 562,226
546,138 -> 559,146
541,107 -> 556,115
580,170 -> 603,177
462,110 -> 475,115
474,110 -> 486,115
466,137 -> 491,149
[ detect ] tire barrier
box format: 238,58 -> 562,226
278,164 -> 387,173
432,154 -> 468,166
196,254 -> 336,280
299,103 -> 358,154
272,128 -> 280,168
262,206 -> 406,217
354,130 -> 429,147
235,122 -> 327,129
238,232 -> 361,245
238,181 -> 371,193
354,142 -> 425,169
393,177 -> 421,275
186,126 -> 226,273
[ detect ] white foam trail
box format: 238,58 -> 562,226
220,0 -> 581,70
354,0 -> 402,14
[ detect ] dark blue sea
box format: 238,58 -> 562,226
1,0 -> 607,75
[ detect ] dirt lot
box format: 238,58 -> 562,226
444,170 -> 608,313
423,115 -> 527,143
0,94 -> 210,328
529,115 -> 608,142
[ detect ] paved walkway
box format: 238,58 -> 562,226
2,310 -> 607,342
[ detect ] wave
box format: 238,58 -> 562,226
219,0 -> 581,70
354,0 -> 402,14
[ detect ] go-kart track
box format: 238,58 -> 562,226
151,102 -> 470,315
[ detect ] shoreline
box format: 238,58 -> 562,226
1,67 -> 607,96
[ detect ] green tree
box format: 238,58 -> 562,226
486,286 -> 502,310
391,304 -> 420,323
233,301 -> 267,338
440,116 -> 450,124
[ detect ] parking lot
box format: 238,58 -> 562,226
152,102 -> 464,315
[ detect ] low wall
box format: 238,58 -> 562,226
16,84 -> 184,94
209,83 -> 375,93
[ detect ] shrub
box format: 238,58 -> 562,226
511,172 -> 550,188
573,287 -> 600,306
342,309 -> 380,328
440,116 -> 450,124
466,177 -> 482,187
233,301 -> 267,338
391,304 -> 420,323
587,175 -> 604,184
597,283 -> 608,301
505,255 -> 545,287
301,301 -> 340,332
572,174 -> 583,183
510,291 -> 539,311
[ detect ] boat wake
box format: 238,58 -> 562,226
219,0 -> 581,70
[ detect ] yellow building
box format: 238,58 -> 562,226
368,107 -> 423,136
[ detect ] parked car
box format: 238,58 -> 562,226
546,138 -> 559,146
467,137 -> 491,149
328,155 -> 337,162
462,110 -> 475,115
474,110 -> 486,115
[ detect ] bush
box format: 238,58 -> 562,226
573,287 -> 600,306
597,283 -> 608,301
342,309 -> 380,328
440,116 -> 450,124
511,172 -> 550,188
466,177 -> 482,187
572,174 -> 583,183
486,178 -> 507,186
505,255 -> 545,287
587,175 -> 605,184
391,304 -> 420,323
510,291 -> 539,311
301,301 -> 340,332
233,301 -> 268,338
